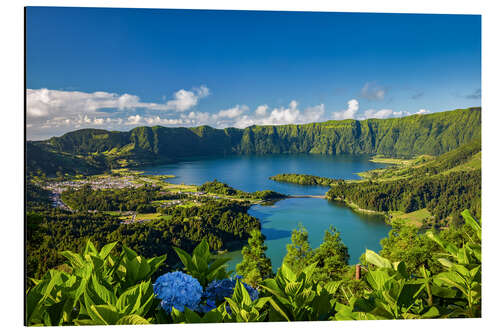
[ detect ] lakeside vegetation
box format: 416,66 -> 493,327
326,140 -> 481,227
269,173 -> 340,186
27,107 -> 480,176
26,209 -> 481,325
197,179 -> 287,201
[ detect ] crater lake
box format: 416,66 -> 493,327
140,154 -> 391,270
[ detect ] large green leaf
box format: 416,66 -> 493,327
279,263 -> 296,282
88,304 -> 121,325
60,251 -> 85,270
365,249 -> 392,268
116,283 -> 142,314
173,247 -> 194,271
266,297 -> 290,321
193,239 -> 210,261
98,242 -> 118,260
116,314 -> 150,325
461,209 -> 481,241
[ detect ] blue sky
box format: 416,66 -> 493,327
26,7 -> 481,139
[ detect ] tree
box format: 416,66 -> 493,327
236,229 -> 273,287
311,226 -> 349,283
379,220 -> 441,274
283,224 -> 314,274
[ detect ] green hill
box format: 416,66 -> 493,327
27,107 -> 481,175
26,141 -> 109,177
326,139 -> 482,226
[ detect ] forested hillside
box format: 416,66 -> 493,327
26,182 -> 260,279
27,107 -> 481,175
326,140 -> 482,226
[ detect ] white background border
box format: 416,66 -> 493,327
1,0 -> 498,332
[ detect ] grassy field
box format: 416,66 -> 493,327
369,155 -> 414,165
177,202 -> 201,208
162,183 -> 198,192
356,153 -> 449,183
102,211 -> 123,216
443,152 -> 481,174
119,212 -> 163,222
389,208 -> 432,227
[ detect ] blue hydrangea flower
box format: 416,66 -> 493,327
153,271 -> 203,313
199,276 -> 259,313
198,299 -> 217,313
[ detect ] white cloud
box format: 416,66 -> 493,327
144,116 -> 186,126
362,108 -> 407,119
27,86 -> 210,121
332,99 -> 431,121
255,105 -> 268,117
126,115 -> 143,125
164,86 -> 210,112
229,101 -> 325,128
26,86 -> 211,139
217,105 -> 249,118
361,82 -> 386,100
416,109 -> 429,115
332,99 -> 359,120
358,108 -> 431,120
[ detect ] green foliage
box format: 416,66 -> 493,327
197,179 -> 239,196
337,210 -> 482,320
169,280 -> 270,324
326,140 -> 482,225
259,262 -> 340,321
26,208 -> 123,279
224,280 -> 270,322
26,240 -> 165,326
251,190 -> 287,200
27,141 -> 109,177
283,224 -> 314,274
334,250 -> 440,320
169,306 -> 224,324
197,179 -> 286,200
270,173 -> 339,186
26,196 -> 259,279
283,225 -> 349,282
62,183 -> 175,212
26,210 -> 482,326
379,222 -> 442,275
311,226 -> 350,283
174,239 -> 230,287
328,170 -> 481,225
426,209 -> 481,317
236,229 -> 273,287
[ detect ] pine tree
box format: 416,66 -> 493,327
283,224 -> 314,273
311,226 -> 349,283
236,229 -> 273,287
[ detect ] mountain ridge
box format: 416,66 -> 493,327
27,107 -> 481,175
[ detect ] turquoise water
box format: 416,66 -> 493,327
141,154 -> 391,270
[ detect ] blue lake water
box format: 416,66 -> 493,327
141,154 -> 391,270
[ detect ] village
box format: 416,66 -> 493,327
37,172 -> 245,224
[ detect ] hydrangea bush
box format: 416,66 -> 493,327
153,271 -> 203,313
199,276 -> 259,313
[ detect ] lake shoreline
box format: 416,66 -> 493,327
139,154 -> 393,268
